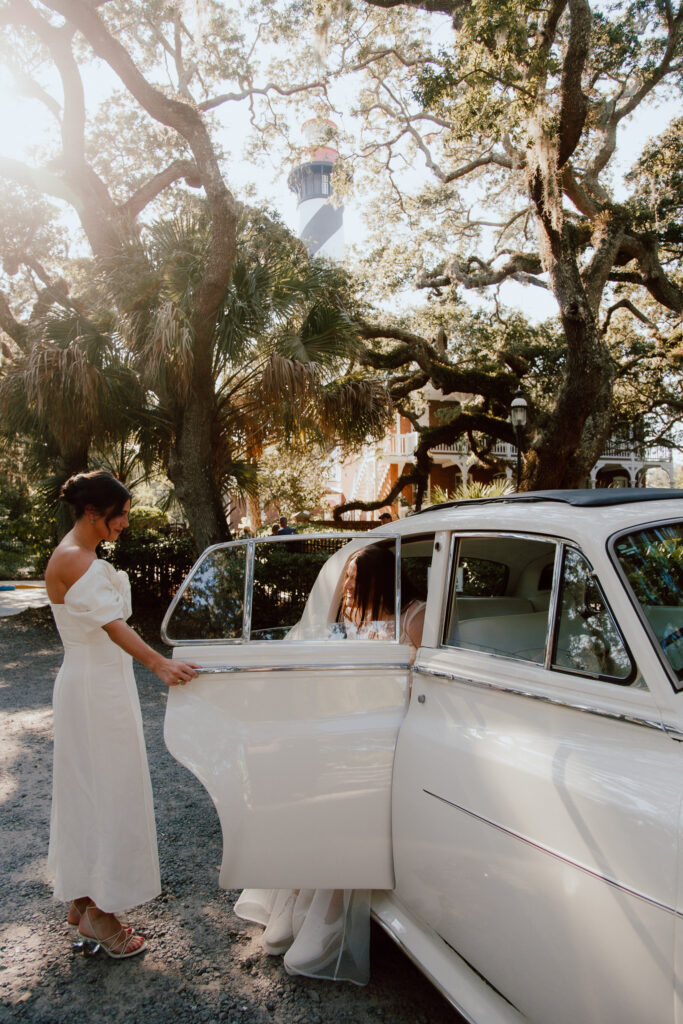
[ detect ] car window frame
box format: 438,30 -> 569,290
549,543 -> 637,686
161,531 -> 405,646
440,530 -> 637,686
608,516 -> 683,694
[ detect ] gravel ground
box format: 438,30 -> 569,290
0,607 -> 460,1024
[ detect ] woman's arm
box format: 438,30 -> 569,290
102,619 -> 199,687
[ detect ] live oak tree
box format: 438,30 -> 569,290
2,0 -> 682,537
0,0 -> 388,548
292,0 -> 683,493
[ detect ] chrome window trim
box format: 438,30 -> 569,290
550,545 -> 637,686
242,541 -> 255,641
543,543 -> 565,670
414,665 -> 673,735
440,533 -> 460,647
423,789 -> 681,917
440,530 -> 566,658
437,531 -> 636,686
608,516 -> 683,694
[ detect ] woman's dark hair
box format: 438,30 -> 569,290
348,545 -> 396,623
60,471 -> 131,524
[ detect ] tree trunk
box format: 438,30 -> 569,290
166,356 -> 231,554
525,180 -> 615,489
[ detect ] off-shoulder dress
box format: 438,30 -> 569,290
47,559 -> 161,912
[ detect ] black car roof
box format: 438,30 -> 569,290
412,488 -> 683,516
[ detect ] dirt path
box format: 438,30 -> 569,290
0,608 -> 459,1024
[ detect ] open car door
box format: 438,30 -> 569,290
162,533 -> 419,889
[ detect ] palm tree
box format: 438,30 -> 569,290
0,305 -> 145,536
109,200 -> 392,550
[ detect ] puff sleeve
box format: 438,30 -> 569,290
63,561 -> 131,630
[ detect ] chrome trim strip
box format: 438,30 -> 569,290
395,535 -> 402,642
243,541 -> 255,640
441,534 -> 459,647
423,788 -> 679,917
194,661 -> 412,674
413,665 -> 668,734
371,911 -> 480,1024
544,544 -> 564,670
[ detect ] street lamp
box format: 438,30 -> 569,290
510,389 -> 528,491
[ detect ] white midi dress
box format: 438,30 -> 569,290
235,600 -> 426,985
47,559 -> 161,913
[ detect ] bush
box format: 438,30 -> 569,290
103,523 -> 196,612
0,477 -> 54,578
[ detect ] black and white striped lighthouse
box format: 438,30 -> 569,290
287,118 -> 344,260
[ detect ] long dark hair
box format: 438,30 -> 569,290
344,543 -> 421,627
348,545 -> 395,624
60,471 -> 131,524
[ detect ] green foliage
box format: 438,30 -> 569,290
0,468 -> 54,577
627,116 -> 683,253
127,505 -> 169,534
102,520 -> 195,609
256,445 -> 334,518
429,478 -> 514,505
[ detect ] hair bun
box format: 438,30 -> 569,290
60,474 -> 85,505
58,470 -> 131,521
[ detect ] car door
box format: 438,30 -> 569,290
392,530 -> 681,1024
163,532 -> 431,890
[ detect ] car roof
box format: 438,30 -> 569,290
410,488 -> 683,515
372,487 -> 683,546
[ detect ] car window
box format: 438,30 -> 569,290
444,536 -> 555,663
613,522 -> 683,687
164,535 -> 355,643
164,544 -> 247,641
551,548 -> 634,683
251,536 -> 350,640
164,532 -> 436,645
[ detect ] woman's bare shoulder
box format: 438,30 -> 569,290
45,543 -> 97,597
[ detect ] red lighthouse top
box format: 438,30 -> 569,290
302,118 -> 339,164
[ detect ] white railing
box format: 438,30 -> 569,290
601,442 -> 673,462
382,433 -> 673,465
385,432 -> 418,458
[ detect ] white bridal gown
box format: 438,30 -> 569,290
234,600 -> 426,985
48,559 -> 161,912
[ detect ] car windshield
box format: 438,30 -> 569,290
614,522 -> 683,684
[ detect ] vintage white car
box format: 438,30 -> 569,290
163,489 -> 683,1024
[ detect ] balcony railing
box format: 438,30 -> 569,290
383,432 -> 673,464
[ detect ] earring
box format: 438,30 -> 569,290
90,518 -> 95,524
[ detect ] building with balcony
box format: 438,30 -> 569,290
333,387 -> 676,521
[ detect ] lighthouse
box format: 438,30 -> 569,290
287,118 -> 344,260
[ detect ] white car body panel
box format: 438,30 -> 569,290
164,493 -> 683,1023
165,641 -> 411,888
394,654 -> 680,1024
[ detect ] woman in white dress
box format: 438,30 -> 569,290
45,471 -> 199,959
235,543 -> 425,984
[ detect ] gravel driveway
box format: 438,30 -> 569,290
0,607 -> 460,1024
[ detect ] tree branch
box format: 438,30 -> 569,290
601,298 -> 657,334
46,0 -> 237,326
557,0 -> 591,167
119,159 -> 202,220
418,252 -> 544,291
0,291 -> 28,351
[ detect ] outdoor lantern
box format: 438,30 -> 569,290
510,389 -> 528,430
510,389 -> 528,490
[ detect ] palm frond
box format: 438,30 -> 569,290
316,377 -> 393,446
